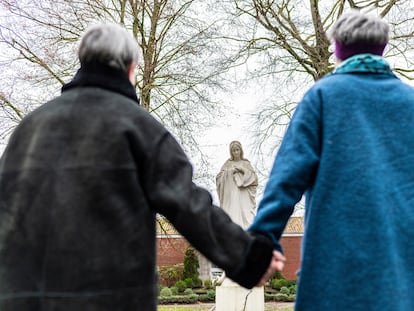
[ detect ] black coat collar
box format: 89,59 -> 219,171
62,62 -> 140,104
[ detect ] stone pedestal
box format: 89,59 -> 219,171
215,278 -> 264,311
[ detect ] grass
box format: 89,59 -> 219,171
158,303 -> 294,311
158,307 -> 210,311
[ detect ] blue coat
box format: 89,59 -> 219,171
250,56 -> 414,310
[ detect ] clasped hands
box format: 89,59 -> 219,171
256,250 -> 286,287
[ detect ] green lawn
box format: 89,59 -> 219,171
158,303 -> 294,311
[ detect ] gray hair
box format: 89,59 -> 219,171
328,10 -> 389,45
78,23 -> 139,73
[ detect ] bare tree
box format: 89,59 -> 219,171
224,0 -> 414,166
0,0 -> 238,185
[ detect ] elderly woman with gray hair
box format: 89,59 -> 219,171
0,24 -> 285,311
249,10 -> 414,311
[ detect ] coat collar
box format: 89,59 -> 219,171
333,53 -> 396,76
62,62 -> 140,104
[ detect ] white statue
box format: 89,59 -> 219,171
216,141 -> 258,229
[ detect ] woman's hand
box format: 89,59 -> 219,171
256,250 -> 286,287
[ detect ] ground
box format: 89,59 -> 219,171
158,302 -> 294,310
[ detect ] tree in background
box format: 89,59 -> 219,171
221,0 -> 414,172
0,0 -> 235,186
1,0 -> 413,194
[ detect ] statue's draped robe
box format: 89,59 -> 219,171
216,159 -> 258,229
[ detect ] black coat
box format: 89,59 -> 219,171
0,64 -> 273,311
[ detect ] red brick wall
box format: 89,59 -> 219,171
156,235 -> 302,280
157,237 -> 189,266
280,236 -> 302,280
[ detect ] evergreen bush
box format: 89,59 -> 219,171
158,294 -> 199,304
184,277 -> 194,288
183,247 -> 200,283
183,288 -> 193,295
279,286 -> 290,295
170,286 -> 178,295
198,289 -> 215,302
170,286 -> 178,296
275,293 -> 289,302
271,278 -> 288,290
159,287 -> 172,297
175,280 -> 187,293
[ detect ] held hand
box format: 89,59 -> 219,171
256,250 -> 286,287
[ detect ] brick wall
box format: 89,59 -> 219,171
280,236 -> 302,280
157,237 -> 189,266
156,235 -> 302,281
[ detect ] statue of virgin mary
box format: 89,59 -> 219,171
216,141 -> 258,229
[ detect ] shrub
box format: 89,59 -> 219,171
159,286 -> 166,295
175,280 -> 187,293
270,271 -> 285,281
158,294 -> 199,304
271,278 -> 288,290
170,286 -> 178,295
183,288 -> 194,295
183,247 -> 200,282
286,279 -> 297,287
289,285 -> 297,295
264,293 -> 279,302
159,287 -> 172,297
279,286 -> 290,295
204,279 -> 213,289
193,277 -> 203,288
198,290 -> 215,302
207,290 -> 215,300
158,264 -> 184,287
184,277 -> 194,288
275,293 -> 289,302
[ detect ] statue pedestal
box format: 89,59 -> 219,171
215,278 -> 264,311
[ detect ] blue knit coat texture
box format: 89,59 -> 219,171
250,56 -> 414,311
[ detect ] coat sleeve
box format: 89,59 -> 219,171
249,88 -> 322,251
142,133 -> 274,289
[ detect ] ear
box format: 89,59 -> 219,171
127,62 -> 136,85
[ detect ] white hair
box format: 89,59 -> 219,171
78,23 -> 139,73
328,10 -> 389,45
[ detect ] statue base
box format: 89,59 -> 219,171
215,278 -> 264,311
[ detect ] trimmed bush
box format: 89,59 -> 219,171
184,277 -> 194,288
158,286 -> 166,295
158,294 -> 199,304
183,288 -> 194,295
286,279 -> 297,287
175,280 -> 187,293
271,278 -> 288,290
170,286 -> 178,295
275,293 -> 289,302
159,287 -> 172,297
279,286 -> 290,295
198,290 -> 215,302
